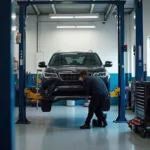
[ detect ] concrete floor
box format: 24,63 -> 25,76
15,106 -> 150,150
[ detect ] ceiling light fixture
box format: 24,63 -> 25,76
56,26 -> 96,29
74,16 -> 99,19
50,16 -> 74,19
76,26 -> 96,28
50,15 -> 99,19
57,26 -> 76,28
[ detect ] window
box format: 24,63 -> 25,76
49,53 -> 102,66
131,45 -> 135,77
147,36 -> 150,76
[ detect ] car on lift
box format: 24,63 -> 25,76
38,51 -> 112,112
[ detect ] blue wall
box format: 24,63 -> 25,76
23,73 -> 132,106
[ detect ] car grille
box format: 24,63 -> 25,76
59,73 -> 80,81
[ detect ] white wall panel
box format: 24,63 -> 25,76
38,16 -> 118,73
14,15 -> 137,74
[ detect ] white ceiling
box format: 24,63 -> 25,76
15,0 -> 134,15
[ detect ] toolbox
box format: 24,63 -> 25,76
128,81 -> 150,138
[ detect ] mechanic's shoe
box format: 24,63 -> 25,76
80,124 -> 91,129
102,120 -> 108,127
92,119 -> 103,127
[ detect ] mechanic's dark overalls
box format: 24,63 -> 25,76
83,76 -> 109,125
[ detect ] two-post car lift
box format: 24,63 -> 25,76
16,0 -> 144,124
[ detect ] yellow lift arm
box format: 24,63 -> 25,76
110,87 -> 120,98
24,87 -> 120,102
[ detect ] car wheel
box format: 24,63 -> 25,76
41,100 -> 52,112
106,80 -> 110,91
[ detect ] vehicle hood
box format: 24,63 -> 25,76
45,65 -> 106,73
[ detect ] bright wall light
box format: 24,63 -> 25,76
50,16 -> 74,19
134,15 -> 136,19
57,26 -> 76,28
56,26 -> 96,29
12,13 -> 16,20
134,26 -> 136,30
74,16 -> 99,19
12,26 -> 17,31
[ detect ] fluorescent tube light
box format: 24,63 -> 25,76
57,26 -> 76,29
50,16 -> 74,19
76,26 -> 96,28
50,15 -> 99,19
74,16 -> 99,19
56,26 -> 96,29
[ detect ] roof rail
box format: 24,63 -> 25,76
57,50 -> 61,52
89,50 -> 93,52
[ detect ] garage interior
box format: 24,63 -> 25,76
1,0 -> 150,150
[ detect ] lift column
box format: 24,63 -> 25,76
0,1 -> 15,150
16,5 -> 30,124
115,3 -> 127,122
135,0 -> 144,81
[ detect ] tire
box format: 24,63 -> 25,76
41,100 -> 52,112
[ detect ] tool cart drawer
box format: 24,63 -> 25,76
135,82 -> 150,121
135,83 -> 145,119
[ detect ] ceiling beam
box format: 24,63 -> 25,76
29,0 -> 40,15
104,0 -> 116,21
17,1 -> 126,5
90,4 -> 95,14
52,4 -> 57,14
90,0 -> 95,14
50,0 -> 57,14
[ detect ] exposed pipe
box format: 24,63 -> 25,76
37,16 -> 39,52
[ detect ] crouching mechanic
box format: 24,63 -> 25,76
79,70 -> 109,129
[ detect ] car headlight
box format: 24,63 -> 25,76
43,72 -> 58,79
93,71 -> 110,79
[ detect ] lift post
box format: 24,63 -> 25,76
16,6 -> 30,124
17,0 -> 126,123
114,3 -> 127,122
135,0 -> 144,81
0,1 -> 15,150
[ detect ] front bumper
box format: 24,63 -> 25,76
41,78 -> 85,98
41,76 -> 110,100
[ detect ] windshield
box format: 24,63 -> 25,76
49,53 -> 102,66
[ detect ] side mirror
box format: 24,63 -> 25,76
104,61 -> 113,67
38,61 -> 46,68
